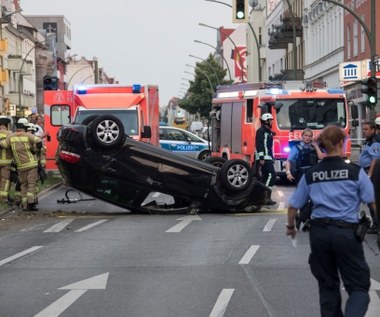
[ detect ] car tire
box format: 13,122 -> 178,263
90,115 -> 125,149
198,150 -> 211,161
204,156 -> 226,168
81,115 -> 99,125
219,159 -> 252,192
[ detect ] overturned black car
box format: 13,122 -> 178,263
56,115 -> 271,213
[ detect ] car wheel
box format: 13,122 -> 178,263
204,156 -> 226,168
219,159 -> 252,192
198,150 -> 211,161
90,115 -> 125,149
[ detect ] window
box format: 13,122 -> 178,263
347,26 -> 351,59
353,20 -> 358,56
51,105 -> 71,126
361,15 -> 365,53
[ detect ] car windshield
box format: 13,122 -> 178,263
75,109 -> 139,135
275,98 -> 347,130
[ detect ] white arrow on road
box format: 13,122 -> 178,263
34,272 -> 109,317
366,278 -> 380,317
165,215 -> 202,233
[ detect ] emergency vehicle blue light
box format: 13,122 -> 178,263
327,88 -> 344,94
77,86 -> 87,94
132,84 -> 141,93
267,88 -> 288,95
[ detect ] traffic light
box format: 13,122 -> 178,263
43,75 -> 59,90
361,76 -> 378,106
232,0 -> 248,23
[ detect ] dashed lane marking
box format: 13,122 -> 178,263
0,246 -> 43,267
44,219 -> 75,233
239,245 -> 260,264
263,219 -> 277,232
209,288 -> 235,317
74,219 -> 108,232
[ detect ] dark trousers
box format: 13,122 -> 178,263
308,223 -> 370,317
261,160 -> 276,188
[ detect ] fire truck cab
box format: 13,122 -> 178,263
44,84 -> 160,170
210,82 -> 353,178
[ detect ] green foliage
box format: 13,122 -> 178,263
179,54 -> 232,119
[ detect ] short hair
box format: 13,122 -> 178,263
318,126 -> 346,153
302,128 -> 313,136
363,121 -> 376,130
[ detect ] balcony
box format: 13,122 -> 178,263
7,55 -> 33,75
268,11 -> 303,50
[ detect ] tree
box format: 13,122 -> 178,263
179,54 -> 231,118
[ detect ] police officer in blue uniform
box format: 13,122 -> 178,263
286,125 -> 375,317
359,121 -> 380,232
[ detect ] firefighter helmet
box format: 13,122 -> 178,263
261,113 -> 273,121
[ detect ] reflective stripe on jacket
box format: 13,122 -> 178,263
2,132 -> 42,171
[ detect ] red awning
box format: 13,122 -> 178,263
75,93 -> 144,108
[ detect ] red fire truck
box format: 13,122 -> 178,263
44,84 -> 160,170
209,82 -> 356,178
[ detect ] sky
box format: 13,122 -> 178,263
20,0 -> 237,107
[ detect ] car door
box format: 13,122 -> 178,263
159,128 -> 206,158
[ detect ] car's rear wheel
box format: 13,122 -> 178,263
198,150 -> 211,161
204,156 -> 226,168
90,115 -> 124,149
219,159 -> 252,192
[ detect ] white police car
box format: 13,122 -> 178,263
159,126 -> 211,160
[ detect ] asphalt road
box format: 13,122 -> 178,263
0,184 -> 379,317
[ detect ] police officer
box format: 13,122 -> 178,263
0,116 -> 13,204
1,119 -> 42,211
372,157 -> 380,250
286,125 -> 375,317
255,113 -> 276,205
285,128 -> 324,183
359,121 -> 380,232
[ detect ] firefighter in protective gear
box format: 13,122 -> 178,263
1,119 -> 42,211
255,113 -> 276,205
0,116 -> 13,204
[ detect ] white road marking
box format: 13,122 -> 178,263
278,202 -> 286,210
209,288 -> 235,317
263,219 -> 277,232
44,219 -> 74,233
277,190 -> 284,197
165,215 -> 201,233
74,219 -> 108,232
366,278 -> 380,317
34,273 -> 109,317
0,246 -> 43,267
239,245 -> 260,264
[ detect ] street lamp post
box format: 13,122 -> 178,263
66,64 -> 93,89
185,68 -> 214,92
18,39 -> 49,111
189,54 -> 220,85
194,39 -> 232,82
204,0 -> 262,81
199,22 -> 245,83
